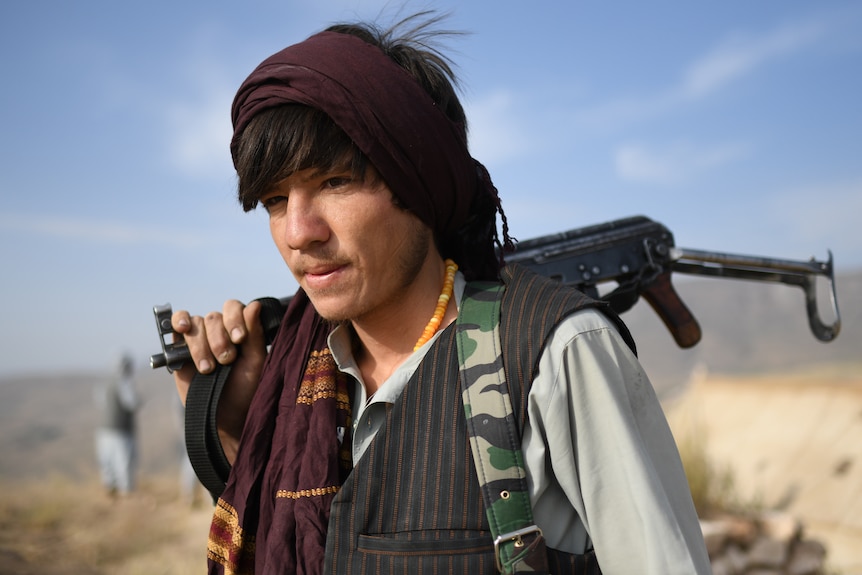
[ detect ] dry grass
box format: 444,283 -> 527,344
676,420 -> 764,519
0,473 -> 212,575
667,365 -> 862,574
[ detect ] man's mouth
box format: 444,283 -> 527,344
300,262 -> 348,290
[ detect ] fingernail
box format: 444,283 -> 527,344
177,318 -> 190,328
200,359 -> 213,372
231,328 -> 244,343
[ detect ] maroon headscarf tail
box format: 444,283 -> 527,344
231,30 -> 483,244
209,289 -> 353,574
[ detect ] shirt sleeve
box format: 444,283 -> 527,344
522,308 -> 711,575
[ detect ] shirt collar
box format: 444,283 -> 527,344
328,270 -> 466,408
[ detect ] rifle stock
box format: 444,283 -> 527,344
669,247 -> 840,342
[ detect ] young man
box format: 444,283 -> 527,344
171,15 -> 711,575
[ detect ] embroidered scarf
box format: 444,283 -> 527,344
207,290 -> 352,574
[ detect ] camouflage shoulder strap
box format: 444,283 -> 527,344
456,282 -> 549,575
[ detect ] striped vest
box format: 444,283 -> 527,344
324,265 -> 632,574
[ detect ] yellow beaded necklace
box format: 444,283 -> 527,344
413,259 -> 458,351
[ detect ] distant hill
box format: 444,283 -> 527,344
623,269 -> 860,398
0,368 -> 181,482
0,269 -> 858,482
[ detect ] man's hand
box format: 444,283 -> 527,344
171,299 -> 266,464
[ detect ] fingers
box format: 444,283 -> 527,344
169,309 -> 198,406
204,309 -> 237,367
216,300 -> 265,463
223,299 -> 251,345
223,301 -> 265,386
169,299 -> 266,462
171,300 -> 250,375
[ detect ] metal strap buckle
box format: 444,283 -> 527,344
493,524 -> 544,573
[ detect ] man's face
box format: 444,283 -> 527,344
261,167 -> 434,323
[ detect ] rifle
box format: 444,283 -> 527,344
149,214 -> 841,498
504,215 -> 840,348
151,214 -> 840,371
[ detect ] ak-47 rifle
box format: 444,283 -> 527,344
149,214 -> 841,498
503,215 -> 840,348
151,214 -> 840,371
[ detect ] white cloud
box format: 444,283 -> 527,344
463,90 -> 527,165
165,85 -> 235,180
615,140 -> 749,185
681,21 -> 825,100
0,213 -> 208,249
158,25 -> 247,182
576,17 -> 827,131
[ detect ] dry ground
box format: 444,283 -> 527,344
2,364 -> 861,573
667,363 -> 862,574
0,473 -> 212,575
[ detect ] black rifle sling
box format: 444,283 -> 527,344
184,296 -> 289,501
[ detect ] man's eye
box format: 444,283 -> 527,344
261,195 -> 286,211
324,176 -> 351,189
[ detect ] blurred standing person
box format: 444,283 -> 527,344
94,353 -> 140,497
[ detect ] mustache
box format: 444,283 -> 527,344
292,250 -> 349,274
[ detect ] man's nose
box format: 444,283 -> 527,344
282,192 -> 329,251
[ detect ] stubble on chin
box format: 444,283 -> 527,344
303,285 -> 356,323
308,228 -> 432,325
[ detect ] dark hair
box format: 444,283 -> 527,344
235,106 -> 369,212
233,13 -> 509,280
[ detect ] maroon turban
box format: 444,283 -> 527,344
230,30 -> 479,242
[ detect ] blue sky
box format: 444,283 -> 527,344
1,0 -> 860,376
